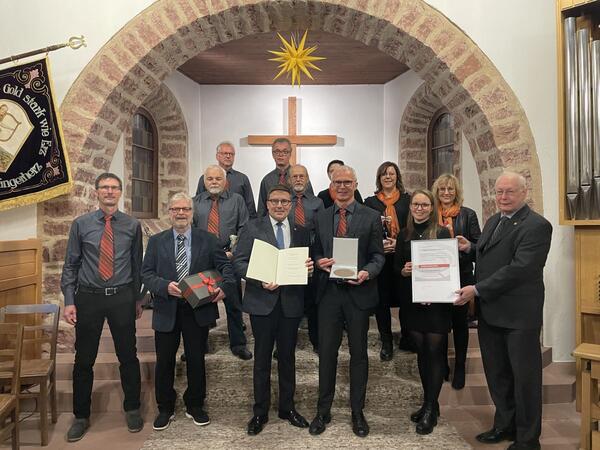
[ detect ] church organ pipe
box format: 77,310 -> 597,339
578,27 -> 593,219
565,17 -> 580,219
592,40 -> 600,218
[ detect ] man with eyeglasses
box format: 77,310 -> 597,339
61,173 -> 144,442
288,164 -> 324,352
308,165 -> 385,438
196,141 -> 257,218
256,138 -> 314,217
193,165 -> 252,360
142,192 -> 236,431
233,184 -> 314,436
455,172 -> 552,450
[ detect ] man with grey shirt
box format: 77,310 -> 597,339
193,165 -> 252,360
61,173 -> 143,442
196,141 -> 257,219
256,138 -> 314,217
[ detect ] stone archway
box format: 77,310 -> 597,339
42,0 -> 543,307
399,82 -> 461,192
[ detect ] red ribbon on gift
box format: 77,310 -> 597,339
183,272 -> 222,299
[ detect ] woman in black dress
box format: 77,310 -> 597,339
394,189 -> 451,435
432,173 -> 481,390
364,162 -> 410,361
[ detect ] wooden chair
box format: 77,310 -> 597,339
0,323 -> 24,450
0,304 -> 59,446
573,343 -> 600,450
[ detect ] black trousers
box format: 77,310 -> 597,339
154,301 -> 209,414
73,286 -> 140,418
478,318 -> 542,443
224,281 -> 247,349
317,283 -> 370,414
250,299 -> 301,417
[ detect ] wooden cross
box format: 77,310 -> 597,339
247,96 -> 337,164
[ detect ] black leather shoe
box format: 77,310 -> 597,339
410,402 -> 439,423
475,427 -> 516,444
415,404 -> 438,435
380,340 -> 393,361
247,415 -> 268,435
452,364 -> 465,390
278,409 -> 309,428
351,410 -> 369,437
507,441 -> 540,450
308,413 -> 331,435
232,346 -> 253,360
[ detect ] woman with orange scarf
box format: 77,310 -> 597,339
432,173 -> 481,390
364,162 -> 411,361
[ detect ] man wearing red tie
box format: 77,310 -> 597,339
61,173 -> 144,442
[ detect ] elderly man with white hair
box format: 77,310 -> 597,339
193,164 -> 252,360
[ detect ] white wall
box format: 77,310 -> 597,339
425,0 -> 573,360
197,85 -> 385,198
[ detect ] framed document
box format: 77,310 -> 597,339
330,237 -> 358,279
246,239 -> 309,285
411,238 -> 460,303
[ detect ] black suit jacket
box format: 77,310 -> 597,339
233,216 -> 311,318
452,206 -> 481,285
313,202 -> 386,310
473,205 -> 552,330
142,227 -> 236,332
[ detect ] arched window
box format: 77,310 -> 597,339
131,110 -> 158,218
428,109 -> 455,186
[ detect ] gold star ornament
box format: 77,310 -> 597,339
268,31 -> 326,86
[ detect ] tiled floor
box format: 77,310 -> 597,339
3,402 -> 580,449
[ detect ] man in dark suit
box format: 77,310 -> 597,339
233,184 -> 313,435
142,192 -> 236,431
308,165 -> 385,438
456,172 -> 552,450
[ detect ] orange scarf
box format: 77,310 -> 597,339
376,189 -> 401,239
438,204 -> 460,237
328,184 -> 337,202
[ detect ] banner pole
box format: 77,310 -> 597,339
0,36 -> 86,66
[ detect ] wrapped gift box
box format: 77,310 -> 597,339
180,270 -> 223,309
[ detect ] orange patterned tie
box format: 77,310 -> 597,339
207,198 -> 220,237
336,208 -> 347,237
98,215 -> 114,281
295,194 -> 305,226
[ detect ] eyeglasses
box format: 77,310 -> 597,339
218,152 -> 234,157
495,189 -> 521,197
439,187 -> 455,193
169,207 -> 192,213
272,150 -> 291,156
97,185 -> 121,191
332,180 -> 354,188
267,199 -> 292,206
410,203 -> 432,209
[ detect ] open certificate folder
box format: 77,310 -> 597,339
246,239 -> 309,285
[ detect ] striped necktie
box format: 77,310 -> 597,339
207,198 -> 220,237
278,171 -> 286,185
98,215 -> 114,281
176,234 -> 188,282
336,208 -> 347,237
295,194 -> 305,226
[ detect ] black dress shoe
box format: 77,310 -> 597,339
452,364 -> 465,390
351,410 -> 369,437
247,415 -> 268,435
415,404 -> 438,435
475,427 -> 516,444
278,409 -> 309,428
507,441 -> 540,450
308,413 -> 331,435
232,346 -> 253,360
410,404 -> 426,423
380,340 -> 393,361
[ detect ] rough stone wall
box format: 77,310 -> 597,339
42,0 -> 542,324
399,82 -> 461,192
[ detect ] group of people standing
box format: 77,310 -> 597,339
60,137 -> 552,450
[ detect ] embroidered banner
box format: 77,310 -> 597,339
0,57 -> 71,211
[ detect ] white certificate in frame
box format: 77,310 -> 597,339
411,238 -> 460,303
